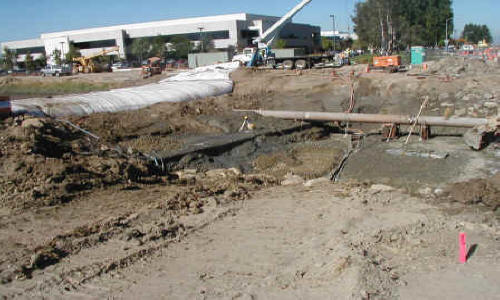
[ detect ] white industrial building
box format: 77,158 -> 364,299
1,13 -> 321,64
321,30 -> 358,41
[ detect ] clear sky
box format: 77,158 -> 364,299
0,0 -> 498,44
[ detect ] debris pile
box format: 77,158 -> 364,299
0,116 -> 161,210
429,56 -> 498,75
440,174 -> 500,210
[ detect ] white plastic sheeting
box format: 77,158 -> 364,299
11,62 -> 240,117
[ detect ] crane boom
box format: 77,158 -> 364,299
72,46 -> 120,73
85,46 -> 120,60
254,0 -> 312,48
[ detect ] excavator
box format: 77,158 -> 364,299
232,0 -> 313,67
72,46 -> 120,73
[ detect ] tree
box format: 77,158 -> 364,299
340,38 -> 354,50
201,34 -> 215,53
65,43 -> 81,63
275,39 -> 287,49
25,51 -> 35,72
352,0 -> 453,51
170,36 -> 192,59
150,36 -> 167,58
2,47 -> 16,71
52,49 -> 62,65
321,37 -> 333,50
131,38 -> 151,63
461,24 -> 492,44
35,52 -> 47,68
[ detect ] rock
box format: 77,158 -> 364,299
467,107 -> 476,115
360,290 -> 369,299
454,108 -> 466,117
281,173 -> 304,186
418,187 -> 433,196
21,118 -> 44,129
174,169 -> 197,182
205,168 -> 241,178
455,91 -> 464,99
484,101 -> 498,109
483,93 -> 494,100
390,272 -> 400,280
370,184 -> 395,192
440,102 -> 454,108
433,188 -> 445,196
438,93 -> 450,101
304,177 -> 330,187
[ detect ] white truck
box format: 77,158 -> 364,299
233,0 -> 314,68
41,65 -> 72,77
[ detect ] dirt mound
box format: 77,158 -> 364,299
440,174 -> 500,210
0,117 -> 162,210
429,56 -> 498,75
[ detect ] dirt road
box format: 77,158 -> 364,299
8,181 -> 496,299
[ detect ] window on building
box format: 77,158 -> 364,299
15,46 -> 45,55
74,39 -> 116,49
179,30 -> 230,41
240,30 -> 259,39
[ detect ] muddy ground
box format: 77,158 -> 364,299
0,57 -> 499,299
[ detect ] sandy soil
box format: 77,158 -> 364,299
0,57 -> 498,298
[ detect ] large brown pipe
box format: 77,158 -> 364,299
235,109 -> 493,128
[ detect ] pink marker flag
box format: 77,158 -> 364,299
459,232 -> 467,263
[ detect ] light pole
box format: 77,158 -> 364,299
445,17 -> 452,52
330,14 -> 336,52
198,27 -> 204,52
59,42 -> 64,65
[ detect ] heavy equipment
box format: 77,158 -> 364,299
232,0 -> 313,68
141,57 -> 163,79
72,46 -> 120,73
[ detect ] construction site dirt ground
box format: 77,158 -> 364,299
0,57 -> 499,299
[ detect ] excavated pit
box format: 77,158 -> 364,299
0,59 -> 498,297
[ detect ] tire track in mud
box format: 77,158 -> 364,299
0,171 -> 278,297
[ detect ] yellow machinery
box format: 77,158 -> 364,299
73,46 -> 120,73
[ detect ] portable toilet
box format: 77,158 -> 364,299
411,46 -> 425,65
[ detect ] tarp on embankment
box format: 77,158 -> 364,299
11,62 -> 240,117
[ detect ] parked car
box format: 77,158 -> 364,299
111,61 -> 130,71
41,65 -> 72,77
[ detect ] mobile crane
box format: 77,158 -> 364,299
73,46 -> 120,73
232,0 -> 313,68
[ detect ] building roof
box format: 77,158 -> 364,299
1,38 -> 44,48
40,13 -> 255,39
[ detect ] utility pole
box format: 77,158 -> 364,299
330,14 -> 336,52
59,41 -> 64,65
198,27 -> 204,52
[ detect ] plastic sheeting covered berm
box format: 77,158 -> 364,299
11,62 -> 240,117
